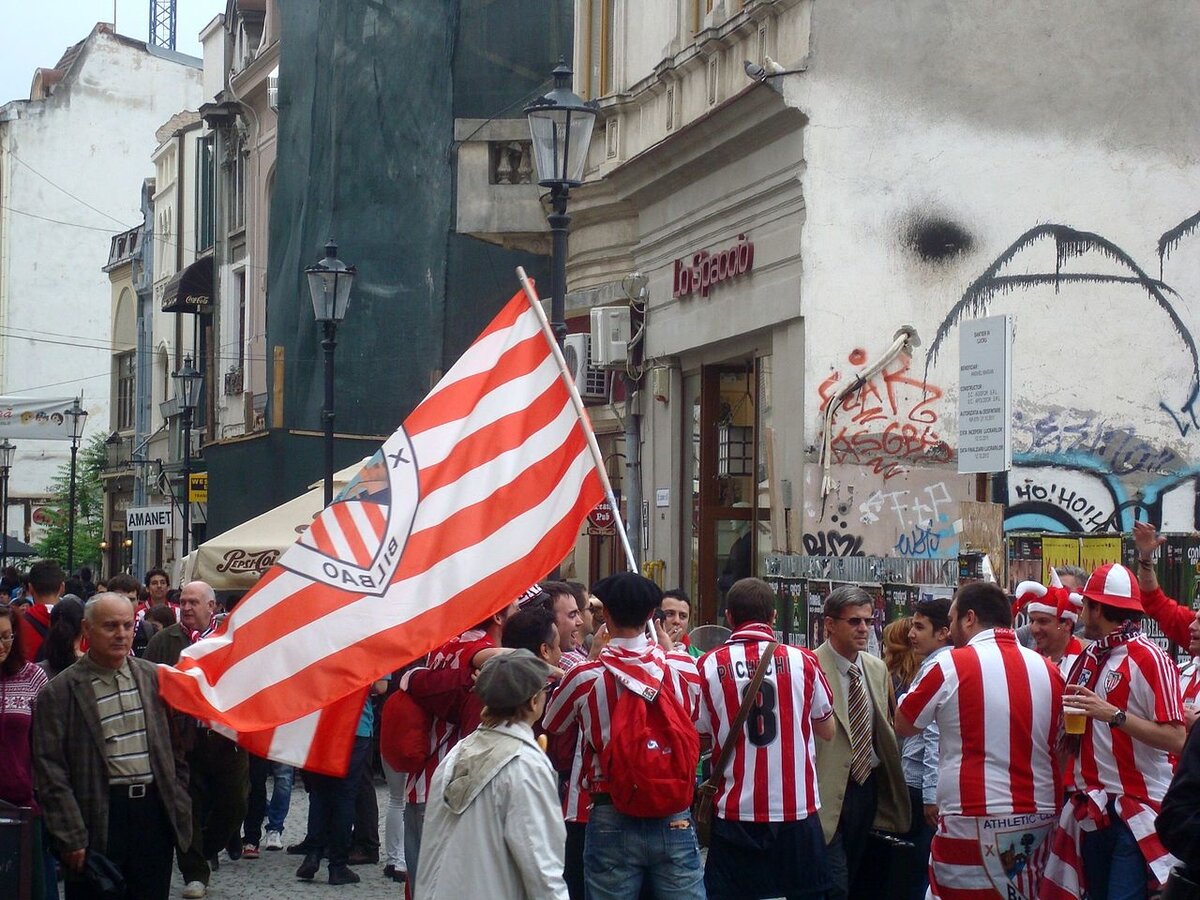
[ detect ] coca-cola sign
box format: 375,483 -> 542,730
215,548 -> 280,574
672,234 -> 754,299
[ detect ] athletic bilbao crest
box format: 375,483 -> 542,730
279,430 -> 420,596
1103,671 -> 1123,694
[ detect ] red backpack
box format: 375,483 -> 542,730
599,670 -> 700,818
380,689 -> 433,774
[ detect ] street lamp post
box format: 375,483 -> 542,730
305,242 -> 356,507
525,64 -> 597,347
65,399 -> 87,573
0,440 -> 14,571
173,355 -> 202,560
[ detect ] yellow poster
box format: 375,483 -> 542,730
1080,536 -> 1123,575
1042,536 -> 1080,583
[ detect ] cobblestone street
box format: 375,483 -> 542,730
168,783 -> 403,900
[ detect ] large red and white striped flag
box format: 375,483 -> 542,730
157,283 -> 607,774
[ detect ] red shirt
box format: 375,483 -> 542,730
404,629 -> 492,804
1141,587 -> 1195,649
899,628 -> 1063,817
697,624 -> 833,822
17,603 -> 52,662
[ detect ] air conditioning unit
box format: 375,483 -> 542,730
563,333 -> 609,401
590,306 -> 631,367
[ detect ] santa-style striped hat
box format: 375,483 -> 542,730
1014,567 -> 1085,623
1081,562 -> 1142,612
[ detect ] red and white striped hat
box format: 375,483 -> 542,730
1014,567 -> 1085,623
1081,563 -> 1142,612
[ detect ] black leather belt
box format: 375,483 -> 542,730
110,782 -> 153,799
591,792 -> 613,806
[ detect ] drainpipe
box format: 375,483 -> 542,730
132,180 -> 154,578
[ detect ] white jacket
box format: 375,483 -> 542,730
415,720 -> 568,900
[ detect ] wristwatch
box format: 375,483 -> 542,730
1109,709 -> 1127,729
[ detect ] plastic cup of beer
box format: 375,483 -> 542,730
1064,705 -> 1087,735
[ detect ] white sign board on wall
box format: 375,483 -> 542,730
958,315 -> 1013,474
126,506 -> 173,532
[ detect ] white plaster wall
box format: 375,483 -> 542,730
0,33 -> 201,503
783,0 -> 1200,549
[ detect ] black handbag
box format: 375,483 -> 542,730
82,850 -> 126,899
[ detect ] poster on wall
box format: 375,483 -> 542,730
957,315 -> 1013,474
1041,536 -> 1080,583
883,583 -> 919,623
773,578 -> 807,646
1007,535 -> 1043,593
1079,535 -> 1123,579
807,580 -> 831,649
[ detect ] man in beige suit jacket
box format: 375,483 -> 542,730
814,585 -> 910,899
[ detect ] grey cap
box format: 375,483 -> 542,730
475,649 -> 551,709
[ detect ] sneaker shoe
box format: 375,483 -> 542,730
264,830 -> 284,851
242,843 -> 260,859
328,864 -> 361,885
182,882 -> 207,899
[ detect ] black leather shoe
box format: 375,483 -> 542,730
347,848 -> 379,866
328,864 -> 361,885
296,853 -> 321,881
287,840 -> 316,855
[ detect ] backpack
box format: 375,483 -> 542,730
599,669 -> 700,818
380,689 -> 435,773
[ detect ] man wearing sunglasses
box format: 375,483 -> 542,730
814,585 -> 910,899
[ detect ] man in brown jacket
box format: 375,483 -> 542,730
33,592 -> 191,900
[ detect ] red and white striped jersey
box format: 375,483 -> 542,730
543,634 -> 700,794
1066,635 -> 1183,804
898,628 -> 1064,817
405,629 -> 492,804
562,729 -> 590,822
1181,657 -> 1199,707
696,624 -> 833,822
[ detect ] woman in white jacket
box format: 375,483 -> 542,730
415,649 -> 568,900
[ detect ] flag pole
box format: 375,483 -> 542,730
516,267 -> 638,572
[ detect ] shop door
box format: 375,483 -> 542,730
688,362 -> 772,624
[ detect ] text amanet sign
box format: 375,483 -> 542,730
672,234 -> 754,299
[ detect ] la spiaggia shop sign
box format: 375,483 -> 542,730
672,234 -> 754,299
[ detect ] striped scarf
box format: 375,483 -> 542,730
599,641 -> 666,700
1039,789 -> 1178,897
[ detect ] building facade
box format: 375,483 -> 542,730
0,24 -> 202,554
562,0 -> 1200,620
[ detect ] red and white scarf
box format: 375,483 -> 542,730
599,640 -> 666,700
1059,621 -> 1139,754
1039,789 -> 1177,897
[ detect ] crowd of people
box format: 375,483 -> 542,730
1,522 -> 1199,900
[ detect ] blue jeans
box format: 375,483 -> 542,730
1080,803 -> 1148,900
245,755 -> 294,843
583,804 -> 704,900
305,736 -> 371,867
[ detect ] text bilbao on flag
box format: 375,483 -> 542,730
157,287 -> 607,775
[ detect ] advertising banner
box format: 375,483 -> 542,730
0,397 -> 82,440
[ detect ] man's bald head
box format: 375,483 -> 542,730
180,580 -> 217,632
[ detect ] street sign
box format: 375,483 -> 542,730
188,472 -> 208,503
126,506 -> 173,532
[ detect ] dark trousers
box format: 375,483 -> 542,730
826,771 -> 878,900
888,786 -> 933,900
306,735 -> 371,867
706,815 -> 830,900
178,731 -> 249,884
351,748 -> 380,853
65,785 -> 174,900
564,820 -> 586,900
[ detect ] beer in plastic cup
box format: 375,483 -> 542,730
1064,707 -> 1087,735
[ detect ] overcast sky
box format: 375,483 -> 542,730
0,0 -> 225,105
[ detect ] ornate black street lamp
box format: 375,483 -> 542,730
65,399 -> 87,573
525,64 -> 597,346
0,440 -> 14,571
173,355 -> 202,558
305,242 -> 356,506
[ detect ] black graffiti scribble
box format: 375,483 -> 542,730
1159,210 -> 1200,275
905,216 -> 974,263
923,224 -> 1200,437
803,530 -> 865,557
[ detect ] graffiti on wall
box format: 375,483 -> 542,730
817,352 -> 952,482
